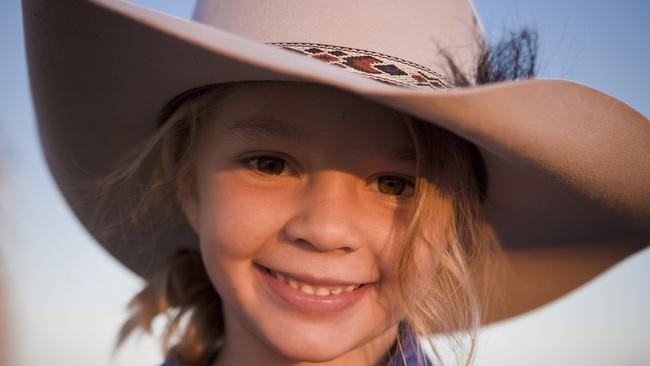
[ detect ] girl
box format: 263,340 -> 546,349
22,0 -> 650,365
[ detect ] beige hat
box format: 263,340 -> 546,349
23,0 -> 650,323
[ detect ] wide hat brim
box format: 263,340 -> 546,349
23,0 -> 650,323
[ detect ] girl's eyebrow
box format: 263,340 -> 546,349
224,117 -> 415,163
224,118 -> 305,140
393,148 -> 416,162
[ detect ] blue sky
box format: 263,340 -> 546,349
1,0 -> 648,365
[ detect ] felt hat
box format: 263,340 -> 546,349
22,0 -> 650,323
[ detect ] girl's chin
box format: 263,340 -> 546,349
249,301 -> 400,365
262,330 -> 367,364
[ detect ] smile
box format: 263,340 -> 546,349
256,264 -> 369,314
267,268 -> 363,296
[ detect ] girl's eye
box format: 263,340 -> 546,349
246,156 -> 286,175
377,175 -> 414,197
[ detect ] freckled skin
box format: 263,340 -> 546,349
182,83 -> 419,366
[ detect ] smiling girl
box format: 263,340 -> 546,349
114,81 -> 499,365
22,0 -> 650,365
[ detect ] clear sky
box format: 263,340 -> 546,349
1,0 -> 648,365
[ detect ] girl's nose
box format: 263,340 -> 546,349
283,172 -> 364,253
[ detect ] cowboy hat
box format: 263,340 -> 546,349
22,0 -> 650,323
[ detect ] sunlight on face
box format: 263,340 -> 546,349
183,82 -> 418,365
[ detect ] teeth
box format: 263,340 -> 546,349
287,279 -> 300,290
269,269 -> 362,296
315,287 -> 331,296
300,284 -> 315,295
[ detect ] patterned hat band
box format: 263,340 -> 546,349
270,42 -> 451,90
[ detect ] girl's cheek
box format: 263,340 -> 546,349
196,170 -> 289,259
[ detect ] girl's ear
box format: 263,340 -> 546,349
179,191 -> 200,233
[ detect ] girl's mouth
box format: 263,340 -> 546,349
255,264 -> 370,315
266,267 -> 364,296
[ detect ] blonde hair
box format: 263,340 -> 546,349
112,81 -> 502,366
398,115 -> 502,365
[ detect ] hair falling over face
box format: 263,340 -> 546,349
112,29 -> 538,366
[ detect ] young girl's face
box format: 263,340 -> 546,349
183,83 -> 421,364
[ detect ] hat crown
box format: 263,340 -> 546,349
192,0 -> 483,78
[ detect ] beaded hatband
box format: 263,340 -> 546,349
270,42 -> 450,89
